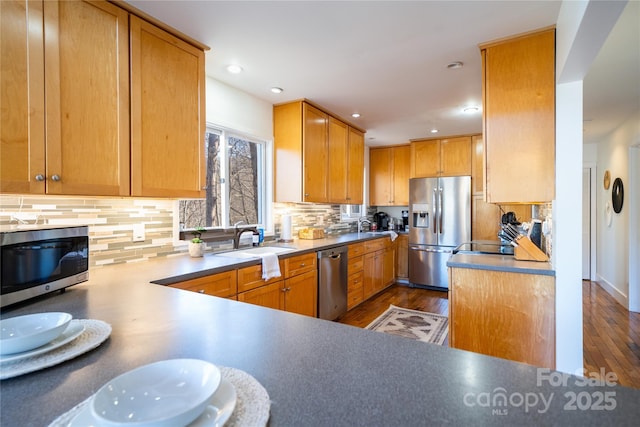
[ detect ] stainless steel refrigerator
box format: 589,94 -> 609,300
408,176 -> 471,290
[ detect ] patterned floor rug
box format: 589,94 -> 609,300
365,305 -> 449,345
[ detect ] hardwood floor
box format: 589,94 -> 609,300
338,281 -> 640,389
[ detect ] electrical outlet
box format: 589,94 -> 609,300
132,224 -> 145,242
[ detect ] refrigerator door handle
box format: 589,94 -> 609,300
432,188 -> 438,233
438,187 -> 444,234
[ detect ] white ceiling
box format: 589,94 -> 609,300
126,0 -> 639,147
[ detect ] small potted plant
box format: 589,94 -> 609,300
188,227 -> 206,257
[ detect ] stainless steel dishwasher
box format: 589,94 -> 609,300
317,245 -> 348,320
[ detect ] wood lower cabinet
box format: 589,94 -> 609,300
369,145 -> 410,206
395,234 -> 408,280
449,267 -> 555,369
283,269 -> 317,317
237,281 -> 283,310
410,136 -> 471,178
169,270 -> 237,298
481,28 -> 555,203
363,238 -> 395,299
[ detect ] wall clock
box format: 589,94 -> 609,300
603,170 -> 611,190
612,177 -> 624,213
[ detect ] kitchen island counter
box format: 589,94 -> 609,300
448,252 -> 555,276
1,260 -> 639,426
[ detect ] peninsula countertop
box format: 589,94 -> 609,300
2,240 -> 638,425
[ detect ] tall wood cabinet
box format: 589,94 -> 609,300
273,100 -> 365,204
369,145 -> 410,206
410,136 -> 471,178
481,27 -> 555,203
0,0 -> 206,198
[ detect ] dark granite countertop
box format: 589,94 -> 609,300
447,253 -> 555,276
2,234 -> 636,426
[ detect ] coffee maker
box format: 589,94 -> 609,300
373,212 -> 389,231
401,210 -> 409,231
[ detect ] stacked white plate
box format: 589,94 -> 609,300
67,359 -> 237,427
0,312 -> 75,359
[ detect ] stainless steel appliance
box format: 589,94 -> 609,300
317,246 -> 347,320
408,176 -> 470,290
1,225 -> 89,308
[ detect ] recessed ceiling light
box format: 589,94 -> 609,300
447,61 -> 464,69
351,113 -> 361,118
463,106 -> 479,113
430,129 -> 439,134
270,87 -> 283,94
226,64 -> 243,74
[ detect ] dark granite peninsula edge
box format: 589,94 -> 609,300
2,261 -> 639,425
447,253 -> 556,276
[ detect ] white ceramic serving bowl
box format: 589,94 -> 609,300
91,359 -> 221,427
0,312 -> 72,355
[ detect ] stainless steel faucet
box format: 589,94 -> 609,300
233,222 -> 258,249
357,217 -> 372,233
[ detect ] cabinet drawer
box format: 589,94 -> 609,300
284,252 -> 317,278
347,271 -> 364,310
169,271 -> 237,298
348,242 -> 365,257
237,261 -> 285,293
348,255 -> 364,275
364,237 -> 388,253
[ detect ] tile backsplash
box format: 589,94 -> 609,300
0,196 -> 364,267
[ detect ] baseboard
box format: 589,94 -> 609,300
595,274 -> 629,308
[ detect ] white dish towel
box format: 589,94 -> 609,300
260,253 -> 281,280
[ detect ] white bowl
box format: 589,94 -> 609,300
0,312 -> 72,355
91,359 -> 221,427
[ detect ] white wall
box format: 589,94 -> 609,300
205,77 -> 273,141
583,143 -> 598,163
596,111 -> 640,306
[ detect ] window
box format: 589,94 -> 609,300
340,204 -> 364,222
179,126 -> 269,230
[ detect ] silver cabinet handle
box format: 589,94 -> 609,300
35,174 -> 45,181
51,174 -> 61,182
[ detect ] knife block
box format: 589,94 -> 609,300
513,235 -> 549,262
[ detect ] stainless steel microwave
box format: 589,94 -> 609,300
1,225 -> 89,308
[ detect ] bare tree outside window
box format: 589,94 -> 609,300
179,128 -> 264,230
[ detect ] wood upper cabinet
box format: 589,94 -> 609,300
449,267 -> 555,369
471,134 -> 484,195
1,0 -> 45,194
130,15 -> 205,198
1,0 -> 206,198
274,100 -> 365,204
1,0 -> 130,195
481,28 -> 555,203
369,145 -> 410,206
410,136 -> 471,178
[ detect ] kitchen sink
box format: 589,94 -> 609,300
215,246 -> 296,259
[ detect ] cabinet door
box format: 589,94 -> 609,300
237,281 -> 283,310
284,270 -> 317,317
302,103 -> 328,202
369,147 -> 391,206
130,15 -> 205,198
411,139 -> 440,178
1,0 -> 45,194
392,145 -> 411,206
396,234 -> 408,279
346,127 -> 364,204
381,246 -> 395,291
471,134 -> 484,195
44,0 -> 130,196
440,136 -> 471,176
327,117 -> 349,203
169,271 -> 237,298
483,29 -> 555,203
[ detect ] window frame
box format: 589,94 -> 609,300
174,124 -> 273,245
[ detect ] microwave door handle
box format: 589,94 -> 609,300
439,187 -> 444,234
